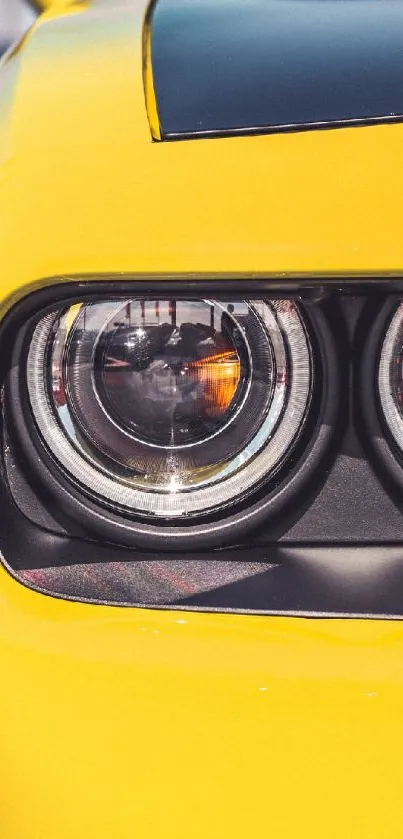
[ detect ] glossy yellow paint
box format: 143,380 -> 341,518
30,0 -> 81,11
2,560 -> 403,839
1,1 -> 403,837
1,0 -> 403,315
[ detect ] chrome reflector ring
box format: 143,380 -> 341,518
27,299 -> 312,519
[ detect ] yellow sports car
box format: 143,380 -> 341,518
2,0 -> 403,836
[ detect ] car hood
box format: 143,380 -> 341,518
0,0 -> 402,313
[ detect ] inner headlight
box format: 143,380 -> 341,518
378,302 -> 403,452
26,298 -> 312,518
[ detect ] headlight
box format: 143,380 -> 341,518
378,303 -> 403,454
26,297 -> 312,519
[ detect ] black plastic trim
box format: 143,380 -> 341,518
4,273 -> 403,332
359,296 -> 403,498
163,114 -> 403,143
0,442 -> 403,618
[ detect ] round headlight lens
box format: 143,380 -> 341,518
95,302 -> 244,447
27,298 -> 312,518
378,303 -> 403,451
67,300 -> 252,461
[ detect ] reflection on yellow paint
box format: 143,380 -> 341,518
64,302 -> 81,333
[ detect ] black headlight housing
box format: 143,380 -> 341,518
4,276 -> 403,618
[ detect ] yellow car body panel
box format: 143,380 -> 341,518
1,0 -> 403,314
2,560 -> 403,839
1,2 -> 403,837
28,0 -> 80,12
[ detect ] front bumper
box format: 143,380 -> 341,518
1,561 -> 402,839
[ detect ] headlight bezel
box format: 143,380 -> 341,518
358,296 -> 403,497
4,278 -> 340,551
